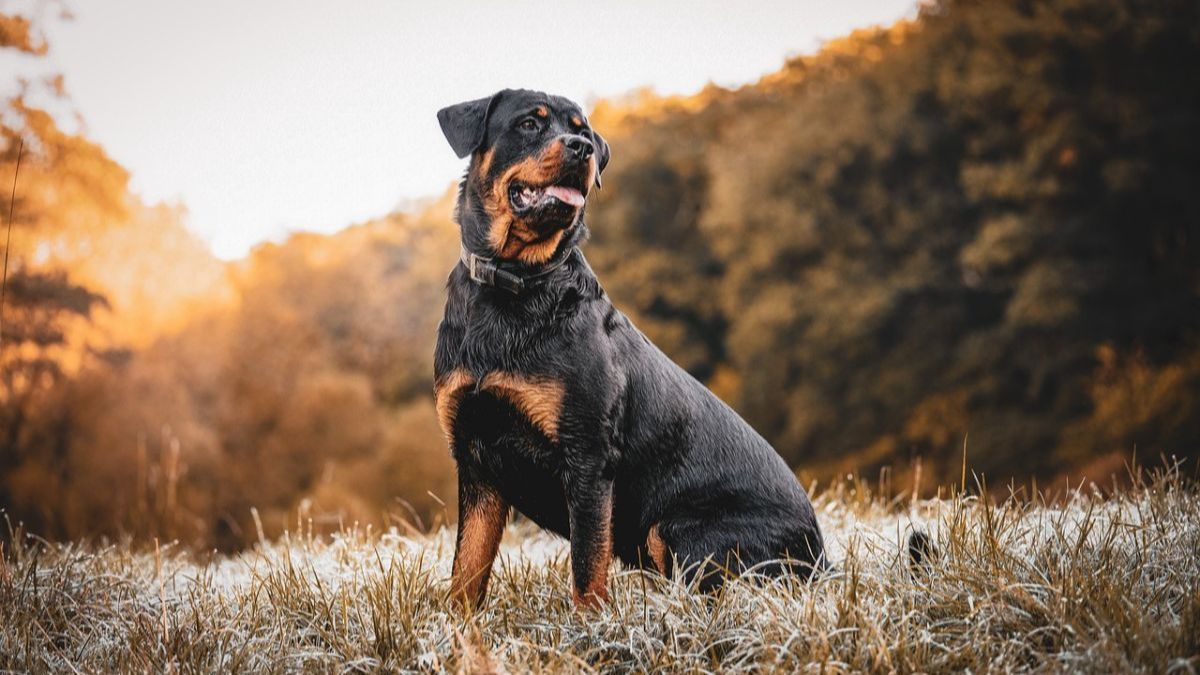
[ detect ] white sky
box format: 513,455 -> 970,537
32,0 -> 915,259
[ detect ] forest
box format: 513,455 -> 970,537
2,0 -> 1198,551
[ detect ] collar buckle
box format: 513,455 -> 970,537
468,252 -> 495,286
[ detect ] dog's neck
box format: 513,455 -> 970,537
458,239 -> 580,294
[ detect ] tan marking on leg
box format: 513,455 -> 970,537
480,372 -> 565,441
573,491 -> 613,609
449,489 -> 508,608
434,369 -> 476,441
573,566 -> 611,608
646,523 -> 669,575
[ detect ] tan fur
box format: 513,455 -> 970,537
475,148 -> 494,179
573,490 -> 613,608
646,523 -> 669,575
584,153 -> 598,190
435,369 -> 476,441
480,372 -> 566,441
502,230 -> 565,265
436,370 -> 566,443
449,488 -> 509,608
477,140 -> 578,265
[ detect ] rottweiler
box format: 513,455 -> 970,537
434,88 -> 826,609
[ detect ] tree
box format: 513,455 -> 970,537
1,6 -> 124,531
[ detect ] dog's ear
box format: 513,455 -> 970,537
437,92 -> 504,158
591,129 -> 610,189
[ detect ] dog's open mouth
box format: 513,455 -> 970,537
508,176 -> 587,212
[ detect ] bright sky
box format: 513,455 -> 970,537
38,0 -> 915,259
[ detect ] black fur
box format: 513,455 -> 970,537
437,94 -> 498,158
907,530 -> 937,574
435,89 -> 825,607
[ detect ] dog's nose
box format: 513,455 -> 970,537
563,135 -> 594,161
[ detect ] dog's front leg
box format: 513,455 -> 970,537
564,466 -> 614,609
449,469 -> 509,609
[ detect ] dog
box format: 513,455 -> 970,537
434,89 -> 826,609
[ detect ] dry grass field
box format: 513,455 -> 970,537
2,467 -> 1198,673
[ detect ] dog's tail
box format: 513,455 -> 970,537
906,529 -> 938,574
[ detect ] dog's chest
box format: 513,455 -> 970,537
435,369 -> 565,445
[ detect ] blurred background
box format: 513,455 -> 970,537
1,0 -> 1197,551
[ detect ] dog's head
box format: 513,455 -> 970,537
438,89 -> 610,265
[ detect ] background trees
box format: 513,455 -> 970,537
587,0 -> 1200,489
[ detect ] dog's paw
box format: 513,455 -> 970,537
571,587 -> 610,610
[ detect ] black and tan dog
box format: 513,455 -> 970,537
435,89 -> 825,609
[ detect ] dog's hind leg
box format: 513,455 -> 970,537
656,513 -> 825,591
641,523 -> 671,577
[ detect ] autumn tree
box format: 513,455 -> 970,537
587,0 -> 1200,487
1,5 -> 126,532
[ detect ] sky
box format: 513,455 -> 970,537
36,0 -> 916,259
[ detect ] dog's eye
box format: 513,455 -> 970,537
518,118 -> 539,132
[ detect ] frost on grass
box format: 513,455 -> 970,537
2,470 -> 1198,673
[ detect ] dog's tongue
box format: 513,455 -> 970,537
543,185 -> 585,207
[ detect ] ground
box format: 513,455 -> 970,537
2,470 -> 1198,673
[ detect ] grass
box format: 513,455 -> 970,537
2,467 -> 1198,673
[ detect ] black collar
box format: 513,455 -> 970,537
460,244 -> 578,294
